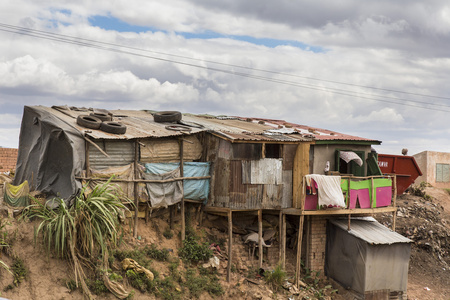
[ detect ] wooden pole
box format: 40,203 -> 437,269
227,209 -> 232,282
258,209 -> 263,269
281,212 -> 286,270
133,140 -> 139,238
169,205 -> 174,229
392,175 -> 397,231
278,210 -> 282,262
348,214 -> 351,231
180,138 -> 185,241
85,139 -> 90,178
295,215 -> 305,288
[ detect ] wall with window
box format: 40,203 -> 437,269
414,151 -> 450,188
310,144 -> 372,176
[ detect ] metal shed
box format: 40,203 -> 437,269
326,218 -> 412,298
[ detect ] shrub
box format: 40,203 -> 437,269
178,234 -> 212,264
264,263 -> 286,291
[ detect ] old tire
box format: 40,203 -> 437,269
100,121 -> 127,134
90,112 -> 112,121
165,125 -> 192,132
154,111 -> 182,123
77,115 -> 102,129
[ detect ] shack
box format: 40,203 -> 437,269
13,105 -> 407,294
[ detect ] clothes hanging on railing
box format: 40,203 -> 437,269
305,174 -> 346,208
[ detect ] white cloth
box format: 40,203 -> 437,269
306,174 -> 345,208
340,151 -> 363,166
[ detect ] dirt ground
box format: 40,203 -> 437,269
0,186 -> 449,299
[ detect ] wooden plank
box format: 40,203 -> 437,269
75,176 -> 211,183
84,136 -> 110,157
293,143 -> 312,209
281,213 -> 286,270
180,138 -> 185,241
302,207 -> 397,215
133,140 -> 139,238
258,210 -> 263,269
227,210 -> 232,282
295,215 -> 304,288
85,140 -> 90,178
278,210 -> 282,263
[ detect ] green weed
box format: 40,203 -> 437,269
264,263 -> 286,291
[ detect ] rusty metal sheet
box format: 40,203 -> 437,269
89,140 -> 135,169
140,135 -> 202,163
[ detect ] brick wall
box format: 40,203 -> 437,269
0,148 -> 18,173
306,216 -> 327,273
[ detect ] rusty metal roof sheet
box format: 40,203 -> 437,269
33,106 -> 379,144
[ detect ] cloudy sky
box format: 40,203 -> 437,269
1,1 -> 450,155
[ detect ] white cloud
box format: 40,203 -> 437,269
0,0 -> 449,155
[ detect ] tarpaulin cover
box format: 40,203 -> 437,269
13,106 -> 85,204
326,219 -> 411,295
144,162 -> 210,203
143,166 -> 182,208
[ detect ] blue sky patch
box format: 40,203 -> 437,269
90,15 -> 153,33
89,14 -> 323,52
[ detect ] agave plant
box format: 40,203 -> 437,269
24,177 -> 131,298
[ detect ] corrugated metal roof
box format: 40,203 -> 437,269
330,218 -> 412,245
33,106 -> 380,144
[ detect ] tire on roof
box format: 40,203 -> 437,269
77,115 -> 102,129
165,125 -> 192,132
100,121 -> 127,134
154,111 -> 182,123
90,112 -> 112,121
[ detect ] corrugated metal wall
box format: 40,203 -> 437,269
208,135 -> 295,210
89,140 -> 135,170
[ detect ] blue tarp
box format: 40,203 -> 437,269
144,162 -> 210,201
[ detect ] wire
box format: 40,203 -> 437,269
0,22 -> 449,112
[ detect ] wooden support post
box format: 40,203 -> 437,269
227,209 -> 232,282
295,215 -> 304,288
392,175 -> 397,231
281,213 -> 286,270
133,140 -> 139,238
180,138 -> 185,241
348,214 -> 351,231
85,139 -> 90,178
371,177 -> 375,208
278,210 -> 282,262
258,210 -> 263,270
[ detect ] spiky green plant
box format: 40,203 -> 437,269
23,177 -> 131,298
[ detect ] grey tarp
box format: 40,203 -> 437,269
326,218 -> 411,296
13,106 -> 85,203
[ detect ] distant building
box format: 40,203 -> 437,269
0,148 -> 18,173
413,151 -> 450,188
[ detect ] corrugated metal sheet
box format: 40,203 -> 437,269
242,159 -> 283,184
330,218 -> 412,245
140,135 -> 202,163
89,140 -> 135,169
35,106 -> 378,144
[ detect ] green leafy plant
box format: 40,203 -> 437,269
163,227 -> 173,239
23,178 -> 131,298
264,262 -> 286,291
145,244 -> 170,261
178,230 -> 212,264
